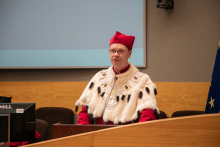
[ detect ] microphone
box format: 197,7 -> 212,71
102,76 -> 118,125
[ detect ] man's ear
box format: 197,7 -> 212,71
128,50 -> 132,58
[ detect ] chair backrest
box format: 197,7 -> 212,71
171,110 -> 206,118
0,96 -> 12,103
153,110 -> 167,119
159,110 -> 167,119
35,119 -> 49,142
35,107 -> 74,140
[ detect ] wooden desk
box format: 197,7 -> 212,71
24,114 -> 220,147
52,124 -> 117,139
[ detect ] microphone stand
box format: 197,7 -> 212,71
102,76 -> 118,125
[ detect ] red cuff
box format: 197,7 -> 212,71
77,106 -> 92,125
138,109 -> 156,122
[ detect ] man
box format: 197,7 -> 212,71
75,31 -> 159,125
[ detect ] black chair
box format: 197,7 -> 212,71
171,110 -> 206,118
35,119 -> 49,142
35,107 -> 74,140
159,110 -> 167,119
153,110 -> 167,119
0,96 -> 12,103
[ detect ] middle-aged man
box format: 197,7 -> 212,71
75,31 -> 159,125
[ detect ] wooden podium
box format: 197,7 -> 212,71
52,124 -> 117,139
24,113 -> 220,147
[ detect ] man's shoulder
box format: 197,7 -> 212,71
95,67 -> 111,75
90,66 -> 112,79
132,70 -> 150,79
134,71 -> 154,86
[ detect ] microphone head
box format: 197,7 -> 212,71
114,76 -> 118,81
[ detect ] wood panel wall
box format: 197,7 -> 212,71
0,82 -> 210,117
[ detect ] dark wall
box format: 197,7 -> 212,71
1,0 -> 220,82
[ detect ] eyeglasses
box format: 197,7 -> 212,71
109,49 -> 125,55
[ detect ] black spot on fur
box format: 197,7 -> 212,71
104,121 -> 108,125
86,105 -> 89,111
93,117 -> 97,124
116,96 -> 119,102
137,111 -> 141,119
101,92 -> 105,97
89,82 -> 94,89
154,89 -> 157,95
127,94 -> 131,102
121,95 -> 125,101
145,87 -> 150,93
88,113 -> 93,120
132,119 -> 136,123
75,105 -> 78,113
139,91 -> 143,99
98,87 -> 101,94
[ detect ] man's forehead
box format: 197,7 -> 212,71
109,43 -> 129,50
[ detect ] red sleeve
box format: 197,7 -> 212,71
77,106 -> 92,125
138,109 -> 156,122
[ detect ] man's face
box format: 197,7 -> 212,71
109,43 -> 132,70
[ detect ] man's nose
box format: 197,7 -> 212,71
113,51 -> 119,55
